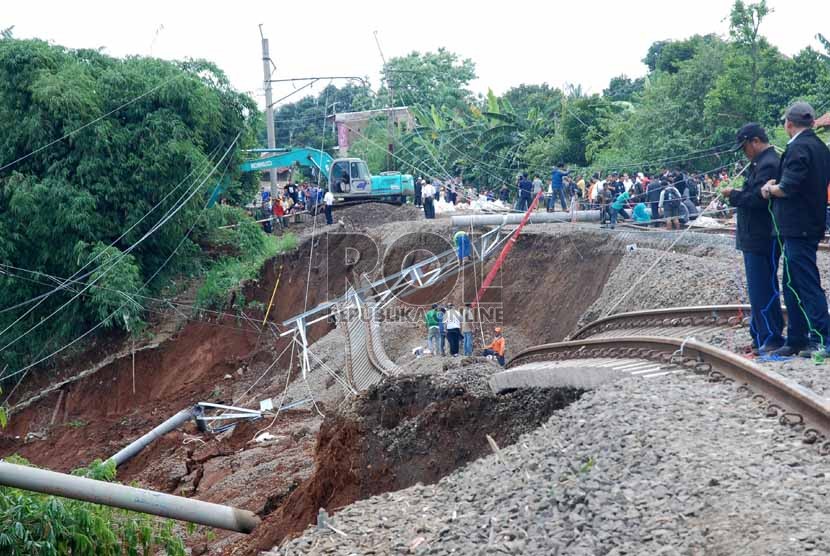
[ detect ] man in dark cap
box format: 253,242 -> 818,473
761,101 -> 830,357
721,123 -> 784,354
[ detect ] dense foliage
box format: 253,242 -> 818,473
0,37 -> 262,374
271,1 -> 829,189
193,205 -> 297,311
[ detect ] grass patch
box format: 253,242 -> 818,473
195,231 -> 297,311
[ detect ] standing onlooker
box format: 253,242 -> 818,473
499,185 -> 510,204
517,173 -> 533,212
576,175 -> 587,201
259,200 -> 272,233
532,175 -> 543,207
425,304 -> 441,355
761,101 -> 830,357
323,189 -> 335,225
659,180 -> 683,230
461,303 -> 475,356
445,303 -> 462,357
272,196 -> 285,231
550,162 -> 570,211
611,173 -> 626,196
721,125 -> 784,354
646,178 -> 664,227
286,182 -> 297,205
422,181 -> 436,219
600,179 -> 615,227
414,178 -> 423,207
437,307 -> 447,355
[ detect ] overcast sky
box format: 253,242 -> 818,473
6,0 -> 829,111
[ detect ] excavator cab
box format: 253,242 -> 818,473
330,158 -> 371,195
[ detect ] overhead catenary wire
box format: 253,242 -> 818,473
0,265 -> 283,342
0,73 -> 184,174
0,135 -> 241,383
0,137 -> 240,356
0,142 -> 224,337
601,160 -> 751,317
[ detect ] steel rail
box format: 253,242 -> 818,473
507,336 -> 830,454
570,304 -> 752,340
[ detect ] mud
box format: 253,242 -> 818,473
239,360 -> 584,553
1,208 -> 620,556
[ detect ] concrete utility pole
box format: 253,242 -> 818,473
0,460 -> 260,533
373,31 -> 395,171
260,24 -> 278,201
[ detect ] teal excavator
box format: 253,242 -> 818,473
240,147 -> 415,202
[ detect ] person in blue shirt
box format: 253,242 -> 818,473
609,191 -> 630,229
549,162 -> 570,212
437,307 -> 447,355
632,202 -> 651,223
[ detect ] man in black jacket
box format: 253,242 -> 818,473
722,123 -> 784,353
646,178 -> 664,227
761,102 -> 830,357
517,173 -> 533,212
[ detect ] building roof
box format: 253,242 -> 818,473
816,112 -> 830,128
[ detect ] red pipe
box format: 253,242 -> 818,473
472,191 -> 543,308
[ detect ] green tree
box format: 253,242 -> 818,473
0,38 -> 259,374
269,81 -> 373,148
727,0 -> 771,119
603,75 -> 645,103
595,37 -> 733,172
643,34 -> 721,74
501,83 -> 564,120
380,48 -> 477,113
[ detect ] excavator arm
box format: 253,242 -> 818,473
239,147 -> 334,180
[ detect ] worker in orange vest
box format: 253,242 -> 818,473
481,327 -> 505,366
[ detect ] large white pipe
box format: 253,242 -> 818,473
108,406 -> 200,467
0,461 -> 260,533
451,210 -> 601,227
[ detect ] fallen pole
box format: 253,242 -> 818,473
472,191 -> 544,308
108,406 -> 201,467
0,460 -> 260,533
451,210 -> 601,227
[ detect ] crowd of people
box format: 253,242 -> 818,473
413,162 -> 745,230
253,180 -> 337,232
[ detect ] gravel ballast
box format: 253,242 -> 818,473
262,224 -> 830,555
273,372 -> 830,555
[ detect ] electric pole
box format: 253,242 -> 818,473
373,31 -> 395,171
260,24 -> 278,200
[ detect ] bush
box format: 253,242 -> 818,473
0,408 -> 187,555
195,229 -> 297,311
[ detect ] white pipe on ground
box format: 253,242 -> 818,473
108,406 -> 200,467
451,210 -> 601,227
0,460 -> 260,533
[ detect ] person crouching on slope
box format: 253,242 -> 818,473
481,327 -> 506,366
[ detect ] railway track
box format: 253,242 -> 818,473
570,304 -> 751,340
493,304 -> 830,455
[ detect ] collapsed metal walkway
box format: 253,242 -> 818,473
281,222 -> 511,392
338,292 -> 400,391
